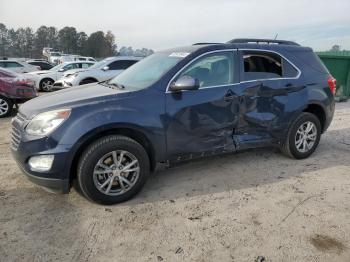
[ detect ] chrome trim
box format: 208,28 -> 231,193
165,48 -> 301,93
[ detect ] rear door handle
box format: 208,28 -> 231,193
224,90 -> 235,101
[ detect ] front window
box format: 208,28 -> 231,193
176,52 -> 235,88
108,53 -> 184,90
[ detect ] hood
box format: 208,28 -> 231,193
19,83 -> 129,118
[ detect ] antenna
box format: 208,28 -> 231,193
274,33 -> 279,40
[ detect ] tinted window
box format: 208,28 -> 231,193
108,60 -> 138,70
4,62 -> 23,68
28,61 -> 52,70
81,63 -> 92,69
178,52 -> 235,88
282,59 -> 298,77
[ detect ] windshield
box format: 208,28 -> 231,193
90,59 -> 111,69
108,53 -> 184,90
50,63 -> 65,71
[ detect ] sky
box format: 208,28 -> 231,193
1,0 -> 350,51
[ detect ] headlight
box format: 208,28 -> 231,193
26,108 -> 71,136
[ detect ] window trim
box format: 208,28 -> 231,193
239,49 -> 301,83
166,48 -> 301,93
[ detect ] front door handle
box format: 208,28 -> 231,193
224,90 -> 235,101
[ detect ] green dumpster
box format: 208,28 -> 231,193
318,51 -> 350,98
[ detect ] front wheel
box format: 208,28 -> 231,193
77,135 -> 150,205
281,112 -> 321,159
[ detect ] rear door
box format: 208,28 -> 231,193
236,49 -> 301,147
165,50 -> 240,160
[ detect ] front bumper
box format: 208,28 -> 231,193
11,113 -> 72,193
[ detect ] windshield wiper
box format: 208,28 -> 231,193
98,81 -> 125,90
107,82 -> 125,90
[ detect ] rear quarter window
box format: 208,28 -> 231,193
287,50 -> 329,75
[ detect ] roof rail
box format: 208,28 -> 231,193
193,42 -> 222,45
227,38 -> 300,46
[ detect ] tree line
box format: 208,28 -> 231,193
0,23 -> 154,59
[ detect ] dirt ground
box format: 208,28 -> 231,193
0,101 -> 350,262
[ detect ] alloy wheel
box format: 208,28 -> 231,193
42,80 -> 53,91
294,121 -> 317,153
92,150 -> 140,196
0,98 -> 9,116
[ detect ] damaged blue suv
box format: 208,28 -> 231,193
11,39 -> 335,204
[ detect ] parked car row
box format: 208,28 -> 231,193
27,61 -> 95,91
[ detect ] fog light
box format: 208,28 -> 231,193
28,155 -> 54,172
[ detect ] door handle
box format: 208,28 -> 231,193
224,90 -> 235,101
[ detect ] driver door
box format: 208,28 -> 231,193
165,50 -> 240,161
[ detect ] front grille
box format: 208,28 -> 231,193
11,113 -> 27,151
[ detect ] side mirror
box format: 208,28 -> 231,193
58,68 -> 65,72
169,75 -> 199,92
102,66 -> 109,71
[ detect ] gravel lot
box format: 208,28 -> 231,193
0,101 -> 350,262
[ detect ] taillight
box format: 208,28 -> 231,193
328,76 -> 337,95
15,79 -> 34,86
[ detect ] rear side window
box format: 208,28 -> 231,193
4,62 -> 23,68
242,51 -> 298,81
108,60 -> 138,70
290,50 -> 329,75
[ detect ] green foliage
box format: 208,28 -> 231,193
0,23 -> 117,58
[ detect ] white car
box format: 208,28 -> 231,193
48,52 -> 63,64
27,61 -> 95,91
58,55 -> 97,64
0,60 -> 40,73
53,56 -> 141,89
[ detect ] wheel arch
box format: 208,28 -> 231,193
69,126 -> 156,181
303,103 -> 326,133
79,77 -> 98,85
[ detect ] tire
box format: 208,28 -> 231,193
281,112 -> 321,159
0,96 -> 13,118
79,78 -> 97,85
77,135 -> 150,205
40,78 -> 54,91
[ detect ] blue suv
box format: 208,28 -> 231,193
11,39 -> 336,204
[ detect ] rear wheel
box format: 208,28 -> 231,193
77,135 -> 150,205
0,96 -> 13,118
281,112 -> 321,159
